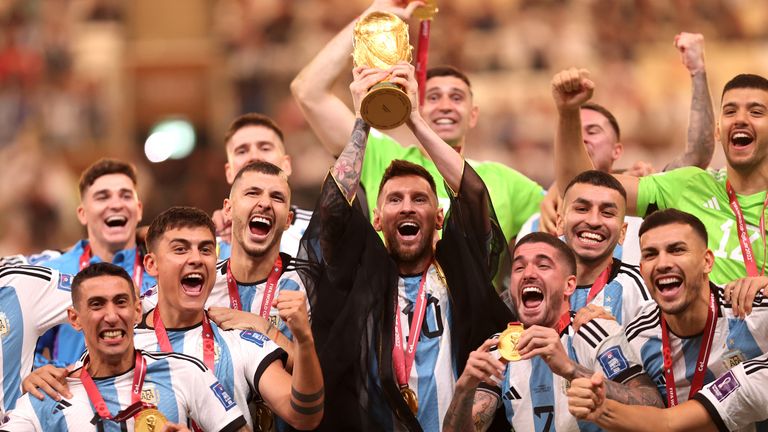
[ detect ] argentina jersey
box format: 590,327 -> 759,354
132,312 -> 287,429
623,283 -> 768,405
518,213 -> 643,266
0,266 -> 72,413
480,315 -> 643,432
569,259 -> 653,325
0,350 -> 246,431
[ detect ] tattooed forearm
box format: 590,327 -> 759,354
332,118 -> 370,201
571,364 -> 664,407
665,71 -> 714,171
444,388 -> 498,432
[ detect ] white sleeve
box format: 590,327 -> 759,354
3,266 -> 72,333
235,330 -> 287,399
573,318 -> 644,384
693,353 -> 768,431
0,394 -> 43,432
184,362 -> 247,432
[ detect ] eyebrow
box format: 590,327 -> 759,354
572,197 -> 618,209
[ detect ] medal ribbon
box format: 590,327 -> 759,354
153,307 -> 216,370
80,350 -> 149,422
80,243 -> 144,289
555,311 -> 571,334
660,290 -> 717,406
586,264 -> 612,304
415,19 -> 431,105
393,266 -> 430,388
725,181 -> 767,277
225,256 -> 282,315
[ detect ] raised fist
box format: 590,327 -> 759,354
551,68 -> 594,112
674,32 -> 705,76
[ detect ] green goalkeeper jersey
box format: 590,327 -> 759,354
637,166 -> 767,284
361,129 -> 545,244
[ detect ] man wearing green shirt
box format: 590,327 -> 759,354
290,0 -> 544,244
552,68 -> 768,285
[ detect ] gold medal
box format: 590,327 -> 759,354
252,402 -> 274,432
400,386 -> 418,415
134,408 -> 168,432
497,322 -> 525,362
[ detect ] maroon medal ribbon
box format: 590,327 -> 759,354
660,290 -> 717,406
80,350 -> 149,422
153,307 -> 215,370
555,311 -> 571,334
393,266 -> 430,389
586,265 -> 612,304
225,256 -> 282,316
725,181 -> 767,277
80,243 -> 144,289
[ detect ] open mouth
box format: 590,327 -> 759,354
731,131 -> 754,147
105,215 -> 128,228
654,275 -> 683,298
397,221 -> 420,239
433,117 -> 457,126
249,215 -> 272,236
521,285 -> 544,309
99,329 -> 126,342
577,230 -> 605,245
181,272 -> 204,296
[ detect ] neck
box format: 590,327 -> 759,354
547,302 -> 571,330
87,236 -> 135,263
664,282 -> 711,337
576,255 -> 612,286
230,243 -> 280,282
155,294 -> 203,328
86,351 -> 135,378
727,164 -> 768,195
397,254 -> 433,276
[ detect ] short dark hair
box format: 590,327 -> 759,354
513,232 -> 577,276
721,74 -> 768,99
564,170 -> 627,202
427,65 -> 472,89
231,160 -> 285,188
72,262 -> 135,306
639,209 -> 708,245
146,206 -> 216,252
224,113 -> 285,147
377,159 -> 438,199
79,159 -> 137,197
581,102 -> 621,141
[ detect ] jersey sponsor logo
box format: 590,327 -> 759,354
52,399 -> 72,414
708,370 -> 740,402
210,382 -> 236,411
502,385 -> 522,401
702,196 -> 721,210
721,350 -> 745,370
598,346 -> 630,380
58,273 -> 73,291
240,330 -> 269,347
141,385 -> 158,405
0,313 -> 8,337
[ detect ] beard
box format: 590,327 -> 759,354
383,229 -> 434,268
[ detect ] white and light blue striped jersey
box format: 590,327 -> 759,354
694,352 -> 768,432
0,350 -> 247,432
0,250 -> 62,267
132,311 -> 286,429
623,284 -> 768,406
518,213 -> 643,266
217,206 -> 312,259
0,265 -> 72,413
569,259 -> 653,325
481,316 -> 643,432
141,256 -> 309,340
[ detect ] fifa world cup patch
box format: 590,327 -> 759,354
0,313 -> 9,337
597,346 -> 629,380
58,273 -> 73,292
210,382 -> 236,411
240,330 -> 270,347
708,370 -> 740,402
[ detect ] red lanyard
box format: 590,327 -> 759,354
153,307 -> 215,370
660,291 -> 717,406
393,267 -> 430,388
80,243 -> 144,289
225,256 -> 283,316
586,265 -> 612,304
80,350 -> 149,422
555,311 -> 571,334
725,181 -> 767,277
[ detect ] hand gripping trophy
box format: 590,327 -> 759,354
353,11 -> 413,130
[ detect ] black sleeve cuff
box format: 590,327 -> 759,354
219,415 -> 247,432
251,347 -> 288,398
611,364 -> 644,385
691,393 -> 729,432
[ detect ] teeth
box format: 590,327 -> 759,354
658,277 -> 681,285
250,216 -> 271,226
184,273 -> 203,281
578,232 -> 604,244
399,222 -> 418,228
106,215 -> 126,222
435,119 -> 455,125
733,132 -> 750,139
523,286 -> 542,295
101,330 -> 122,338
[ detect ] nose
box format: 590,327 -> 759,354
521,261 -> 538,279
585,207 -> 601,227
654,251 -> 674,273
103,302 -> 120,324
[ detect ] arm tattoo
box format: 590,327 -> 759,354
571,364 -> 664,408
443,388 -> 498,432
665,71 -> 715,171
291,387 -> 324,403
290,386 -> 324,416
332,118 -> 370,201
473,391 -> 499,432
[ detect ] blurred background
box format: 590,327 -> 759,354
1,0 -> 768,255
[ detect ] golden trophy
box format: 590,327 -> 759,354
353,11 -> 413,130
497,322 -> 525,362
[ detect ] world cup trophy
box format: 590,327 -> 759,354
353,11 -> 413,130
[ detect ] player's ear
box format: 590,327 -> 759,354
144,253 -> 159,278
68,307 -> 82,331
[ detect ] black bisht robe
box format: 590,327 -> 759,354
297,162 -> 514,431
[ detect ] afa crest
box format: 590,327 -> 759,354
0,313 -> 9,337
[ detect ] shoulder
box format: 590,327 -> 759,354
0,265 -> 58,287
575,318 -> 620,349
614,262 -> 649,293
291,206 -> 313,224
623,303 -> 662,342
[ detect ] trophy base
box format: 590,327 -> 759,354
361,82 -> 412,130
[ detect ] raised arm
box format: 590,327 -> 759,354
551,69 -> 641,214
290,0 -> 422,157
664,32 -> 715,171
